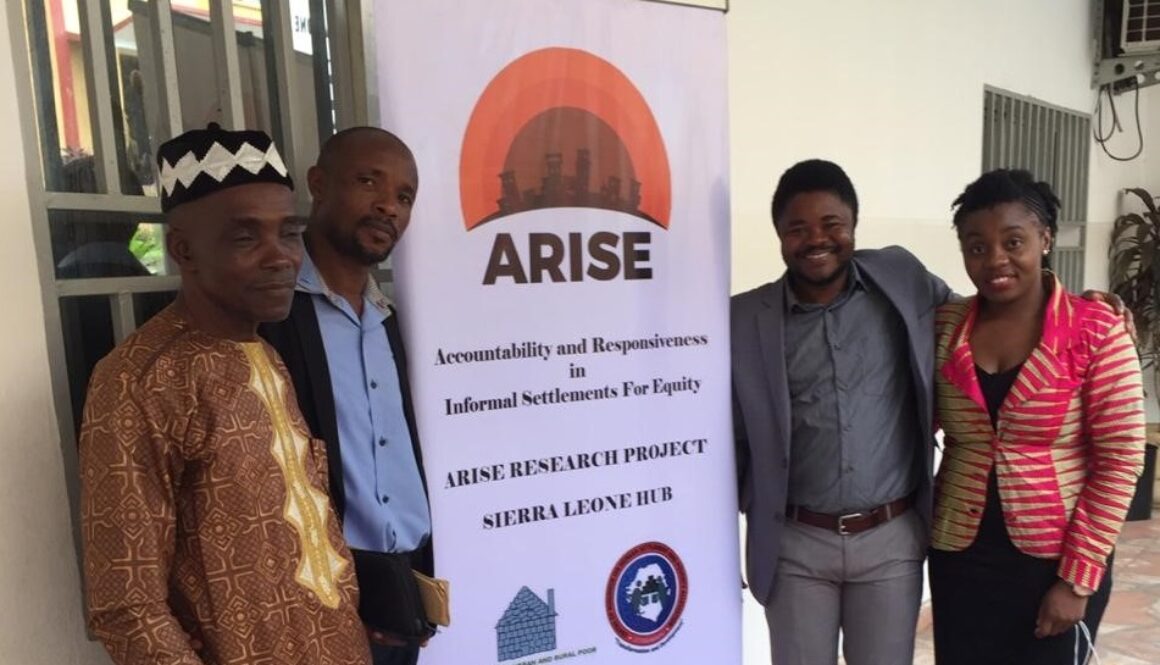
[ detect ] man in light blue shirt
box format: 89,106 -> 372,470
261,127 -> 432,665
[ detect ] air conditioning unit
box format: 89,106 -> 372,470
1121,0 -> 1160,53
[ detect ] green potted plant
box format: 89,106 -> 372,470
1109,187 -> 1160,520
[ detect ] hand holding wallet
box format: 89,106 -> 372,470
349,548 -> 436,642
413,571 -> 450,627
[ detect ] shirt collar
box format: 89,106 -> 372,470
784,260 -> 865,312
296,251 -> 393,317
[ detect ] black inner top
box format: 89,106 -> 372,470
975,363 -> 1023,430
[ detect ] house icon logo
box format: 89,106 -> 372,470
496,586 -> 558,661
459,47 -> 672,231
605,541 -> 687,651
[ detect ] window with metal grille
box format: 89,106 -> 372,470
7,0 -> 379,555
981,87 -> 1092,292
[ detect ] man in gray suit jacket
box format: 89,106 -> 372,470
732,160 -> 950,664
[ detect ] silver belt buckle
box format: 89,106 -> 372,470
836,512 -> 863,536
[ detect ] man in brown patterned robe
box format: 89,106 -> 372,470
79,124 -> 370,665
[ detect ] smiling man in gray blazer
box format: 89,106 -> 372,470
732,160 -> 950,665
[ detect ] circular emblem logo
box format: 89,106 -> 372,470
605,541 -> 688,649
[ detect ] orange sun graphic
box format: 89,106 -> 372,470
460,47 -> 671,231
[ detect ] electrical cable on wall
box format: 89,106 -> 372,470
1092,78 -> 1144,162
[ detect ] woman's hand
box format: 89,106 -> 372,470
1034,580 -> 1089,639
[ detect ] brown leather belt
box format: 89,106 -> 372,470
787,495 -> 913,536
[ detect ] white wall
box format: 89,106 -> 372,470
729,0 -> 1160,298
1088,99 -> 1160,423
0,7 -> 111,665
1087,86 -> 1160,292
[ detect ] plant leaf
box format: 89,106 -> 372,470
1125,188 -> 1159,218
1112,190 -> 1160,359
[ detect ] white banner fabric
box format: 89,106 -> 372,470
377,1 -> 737,662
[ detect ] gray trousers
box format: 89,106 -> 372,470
764,510 -> 925,665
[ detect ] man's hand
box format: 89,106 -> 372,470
368,628 -> 408,647
1034,580 -> 1088,639
367,627 -> 429,648
1082,290 -> 1137,343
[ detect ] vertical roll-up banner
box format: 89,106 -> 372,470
377,1 -> 737,662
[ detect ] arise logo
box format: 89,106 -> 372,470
459,48 -> 671,285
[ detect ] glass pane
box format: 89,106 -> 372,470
235,3 -> 275,134
48,209 -> 172,279
60,294 -> 116,432
109,2 -> 162,196
289,0 -> 314,55
128,222 -> 168,275
60,289 -> 175,434
170,1 -> 274,133
256,0 -> 329,183
26,0 -> 101,192
136,290 -> 177,327
285,3 -> 325,182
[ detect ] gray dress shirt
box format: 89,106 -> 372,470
783,263 -> 921,514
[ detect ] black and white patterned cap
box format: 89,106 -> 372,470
156,123 -> 294,212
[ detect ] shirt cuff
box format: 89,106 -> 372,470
1057,551 -> 1106,591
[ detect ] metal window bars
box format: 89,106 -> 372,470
982,87 -> 1092,292
5,0 -> 377,575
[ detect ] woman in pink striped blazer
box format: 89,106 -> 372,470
929,169 -> 1146,664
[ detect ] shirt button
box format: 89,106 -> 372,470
370,380 -> 378,389
381,495 -> 390,504
378,437 -> 387,447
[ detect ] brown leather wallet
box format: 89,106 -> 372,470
787,495 -> 913,536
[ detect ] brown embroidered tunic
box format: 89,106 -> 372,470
80,305 -> 370,665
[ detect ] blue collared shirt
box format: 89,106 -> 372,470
297,254 -> 431,553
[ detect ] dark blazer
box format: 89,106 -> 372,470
260,291 -> 434,576
731,246 -> 950,604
